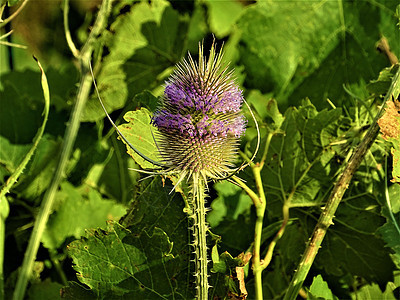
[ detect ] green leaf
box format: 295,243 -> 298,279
120,177 -> 193,298
117,105 -> 162,169
68,221 -> 179,299
308,275 -> 338,300
207,181 -> 252,228
238,1 -> 398,108
82,1 -> 188,121
12,135 -> 62,200
203,0 -> 244,38
28,279 -> 63,300
317,221 -> 395,288
0,59 -> 51,199
60,281 -> 96,300
253,101 -> 343,215
367,65 -> 399,96
42,182 -> 126,250
350,274 -> 400,300
238,1 -> 341,98
0,135 -> 31,183
378,210 -> 400,268
378,184 -> 400,268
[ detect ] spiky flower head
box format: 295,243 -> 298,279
152,43 -> 246,181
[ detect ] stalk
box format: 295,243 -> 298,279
189,173 -> 209,300
12,1 -> 112,299
283,64 -> 400,300
0,197 -> 9,300
252,165 -> 266,300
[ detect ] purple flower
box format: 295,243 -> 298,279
152,44 -> 247,179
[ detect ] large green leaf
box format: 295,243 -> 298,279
252,100 -> 344,215
68,221 -> 183,299
237,1 -> 398,108
67,176 -> 193,298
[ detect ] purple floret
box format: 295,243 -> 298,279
213,87 -> 243,114
152,111 -> 195,136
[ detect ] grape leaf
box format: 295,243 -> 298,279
253,100 -> 344,216
121,177 -> 193,298
68,221 -> 182,299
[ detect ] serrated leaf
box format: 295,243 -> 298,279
253,101 -> 343,215
117,106 -> 162,169
308,275 -> 338,300
68,221 -> 179,299
42,182 -> 126,250
120,177 -> 193,298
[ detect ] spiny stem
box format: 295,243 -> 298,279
283,64 -> 400,300
190,173 -> 209,300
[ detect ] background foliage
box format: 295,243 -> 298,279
1,0 -> 399,299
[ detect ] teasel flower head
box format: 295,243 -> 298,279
152,43 -> 247,183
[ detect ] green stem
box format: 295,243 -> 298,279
0,196 -> 9,300
190,173 -> 209,300
12,1 -> 112,299
63,0 -> 79,58
283,64 -> 400,300
252,164 -> 266,300
262,203 -> 289,270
